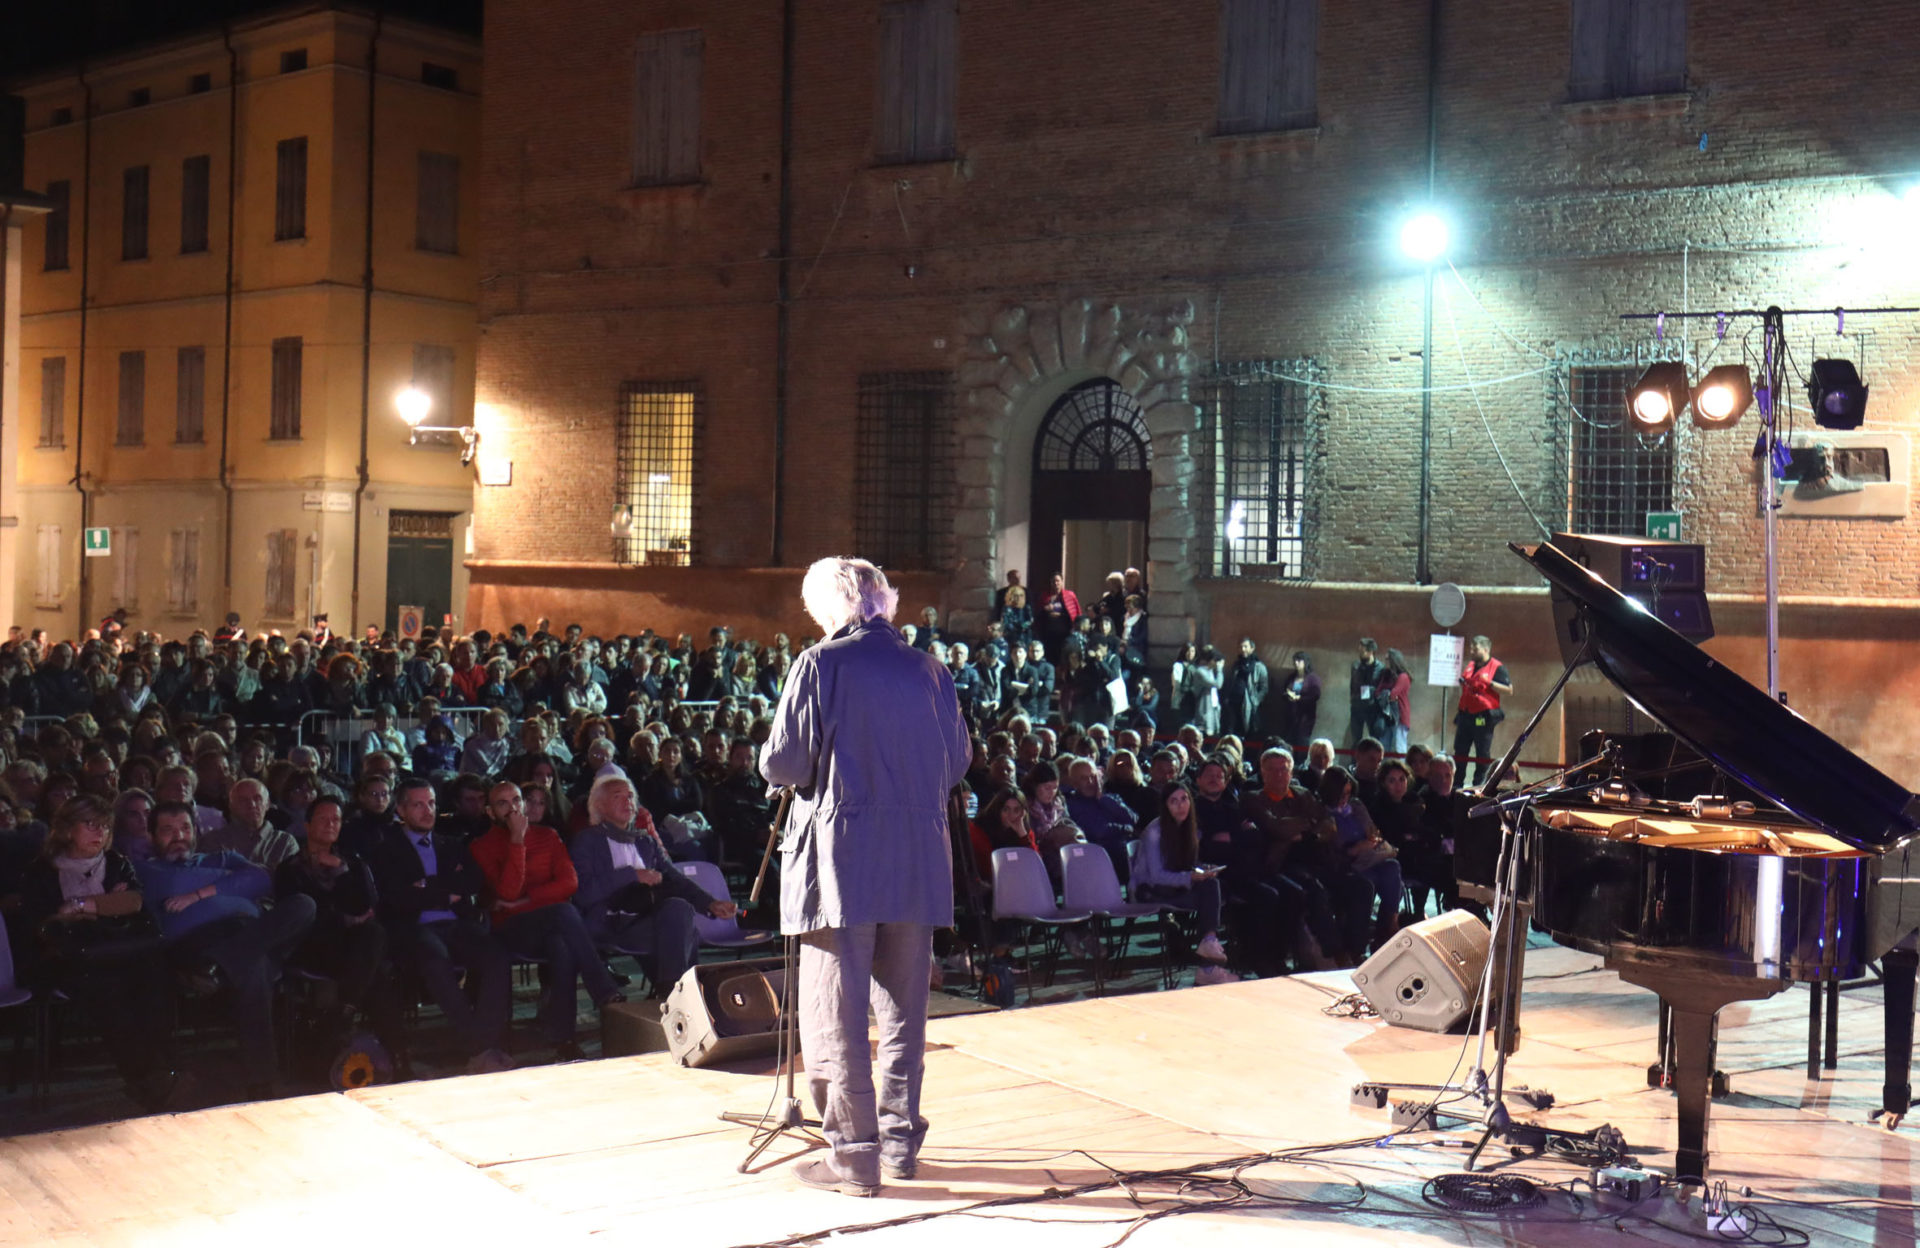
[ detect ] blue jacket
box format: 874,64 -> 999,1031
134,851 -> 272,940
761,618 -> 971,932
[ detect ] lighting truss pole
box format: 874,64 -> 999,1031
1620,304 -> 1917,700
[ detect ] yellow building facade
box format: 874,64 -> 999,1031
10,7 -> 479,640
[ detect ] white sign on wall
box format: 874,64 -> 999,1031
1428,633 -> 1465,687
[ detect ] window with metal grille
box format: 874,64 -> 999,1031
416,151 -> 460,253
181,154 -> 211,253
176,346 -> 206,443
275,137 -> 307,240
35,525 -> 63,608
168,527 -> 201,615
1036,380 -> 1149,472
1218,0 -> 1320,134
116,351 -> 145,446
39,357 -> 65,447
854,372 -> 954,571
633,30 -> 703,186
875,0 -> 956,164
122,165 -> 149,260
1565,364 -> 1676,535
44,180 -> 69,270
1195,361 -> 1321,580
1570,0 -> 1686,101
111,527 -> 140,612
265,529 -> 297,619
270,337 -> 303,439
614,383 -> 701,566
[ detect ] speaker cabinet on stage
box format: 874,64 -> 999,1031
662,956 -> 789,1068
1352,912 -> 1490,1033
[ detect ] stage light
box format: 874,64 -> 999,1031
1806,359 -> 1868,429
1626,361 -> 1689,435
1690,365 -> 1753,429
395,386 -> 432,427
1399,211 -> 1450,263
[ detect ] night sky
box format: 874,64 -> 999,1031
4,1 -> 483,78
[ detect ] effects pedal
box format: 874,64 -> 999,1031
1591,1164 -> 1663,1203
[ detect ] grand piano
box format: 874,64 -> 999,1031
1460,537 -> 1920,1182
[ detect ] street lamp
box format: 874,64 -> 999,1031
396,385 -> 480,465
1400,207 -> 1451,584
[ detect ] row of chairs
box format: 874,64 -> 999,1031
987,843 -> 1190,1001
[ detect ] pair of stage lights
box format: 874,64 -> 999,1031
1627,363 -> 1754,435
1628,358 -> 1871,436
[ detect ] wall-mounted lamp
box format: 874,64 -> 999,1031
397,385 -> 481,465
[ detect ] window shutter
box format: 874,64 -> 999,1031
117,351 -> 145,446
875,2 -> 955,164
40,357 -> 65,447
412,343 -> 457,419
112,527 -> 140,612
181,154 -> 211,253
1218,0 -> 1272,135
1627,0 -> 1686,95
36,525 -> 62,607
271,337 -> 303,439
169,528 -> 201,615
176,346 -> 206,443
276,137 -> 308,240
415,151 -> 460,253
44,180 -> 70,270
1275,0 -> 1319,129
633,30 -> 703,185
266,529 -> 297,619
122,165 -> 150,260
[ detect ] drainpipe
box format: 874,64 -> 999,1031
351,9 -> 384,633
770,0 -> 794,566
219,24 -> 239,604
72,67 -> 93,632
1413,0 -> 1441,586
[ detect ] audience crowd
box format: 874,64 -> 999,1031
0,570 -> 1479,1113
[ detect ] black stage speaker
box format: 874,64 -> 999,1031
1352,912 -> 1491,1033
662,955 -> 789,1068
1551,532 -> 1712,640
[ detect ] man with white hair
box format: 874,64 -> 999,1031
761,557 -> 971,1196
200,778 -> 300,871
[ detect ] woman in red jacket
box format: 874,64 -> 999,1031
470,781 -> 624,1060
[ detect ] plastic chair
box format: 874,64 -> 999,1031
677,860 -> 778,953
991,847 -> 1092,1000
1060,843 -> 1164,993
0,920 -> 33,1096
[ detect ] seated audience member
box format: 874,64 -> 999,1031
411,715 -> 462,777
112,787 -> 157,863
704,739 -> 771,868
1412,755 -> 1468,916
360,704 -> 408,759
459,709 -> 514,779
437,774 -> 494,843
1239,748 -> 1348,970
199,778 -> 300,871
1405,743 -> 1435,796
367,778 -> 513,1073
1301,737 -> 1336,798
275,795 -> 407,1069
1315,765 -> 1404,958
1351,737 -> 1386,808
1131,784 -> 1234,986
341,773 -> 400,858
17,795 -> 180,1108
137,801 -> 316,1099
265,766 -> 322,842
470,782 -> 623,1060
967,786 -> 1039,883
1020,761 -> 1083,880
638,738 -> 708,856
1063,756 -> 1136,880
572,775 -> 733,998
1104,749 -> 1149,820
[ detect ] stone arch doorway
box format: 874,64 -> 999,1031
1029,379 -> 1151,606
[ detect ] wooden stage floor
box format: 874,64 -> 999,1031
4,943 -> 1916,1247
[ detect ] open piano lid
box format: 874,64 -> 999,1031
1516,539 -> 1920,854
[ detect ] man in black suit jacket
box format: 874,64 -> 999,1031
369,777 -> 513,1072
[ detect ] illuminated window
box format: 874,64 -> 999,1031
1196,361 -> 1322,580
615,383 -> 701,565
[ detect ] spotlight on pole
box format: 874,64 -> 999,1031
1806,358 -> 1869,429
1626,361 -> 1689,435
1690,364 -> 1754,429
1399,211 -> 1451,264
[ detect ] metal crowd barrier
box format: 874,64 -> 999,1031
296,706 -> 492,778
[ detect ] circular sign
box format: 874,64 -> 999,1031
400,611 -> 421,639
1429,582 -> 1466,629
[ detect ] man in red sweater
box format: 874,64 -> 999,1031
470,782 -> 624,1060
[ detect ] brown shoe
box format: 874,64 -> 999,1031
795,1157 -> 878,1197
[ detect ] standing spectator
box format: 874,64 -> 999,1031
1096,572 -> 1127,629
1275,651 -> 1322,755
999,585 -> 1033,652
470,782 -> 623,1061
1022,639 -> 1054,720
1347,639 -> 1385,749
912,606 -> 942,653
1188,645 -> 1224,736
1452,635 -> 1512,789
1034,573 -> 1080,664
367,778 -> 513,1073
1223,639 -> 1270,738
137,801 -> 316,1099
1376,648 -> 1413,754
990,569 -> 1023,623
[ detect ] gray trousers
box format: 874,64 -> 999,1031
797,922 -> 933,1185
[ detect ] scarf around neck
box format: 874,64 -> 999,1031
54,851 -> 108,901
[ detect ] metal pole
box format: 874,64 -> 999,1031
1417,264 -> 1435,584
1760,307 -> 1782,699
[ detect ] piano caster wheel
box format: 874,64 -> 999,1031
1646,1063 -> 1669,1089
1710,1071 -> 1731,1098
1873,1110 -> 1906,1131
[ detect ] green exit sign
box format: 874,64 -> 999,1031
83,527 -> 112,557
1645,511 -> 1682,541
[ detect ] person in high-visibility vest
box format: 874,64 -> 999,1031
1452,634 -> 1513,790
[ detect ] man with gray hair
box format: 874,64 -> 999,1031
761,557 -> 971,1196
200,778 -> 300,871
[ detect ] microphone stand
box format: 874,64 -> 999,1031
718,788 -> 821,1172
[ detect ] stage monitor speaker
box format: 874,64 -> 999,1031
662,955 -> 789,1068
1352,911 -> 1490,1033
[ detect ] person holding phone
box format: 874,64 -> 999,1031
1130,784 -> 1234,986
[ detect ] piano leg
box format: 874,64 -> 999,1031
1611,961 -> 1784,1183
1883,941 -> 1918,1126
1807,981 -> 1824,1082
1825,979 -> 1840,1071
